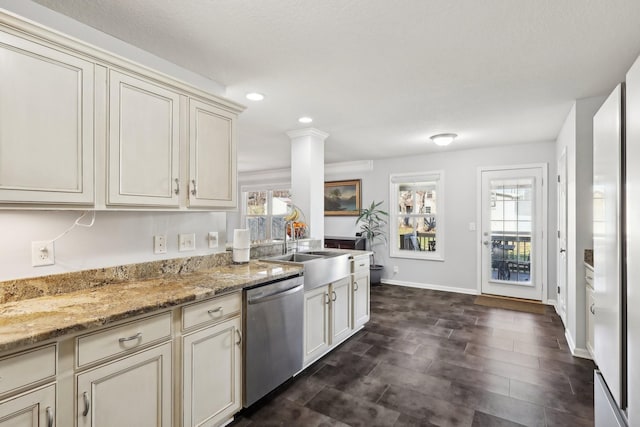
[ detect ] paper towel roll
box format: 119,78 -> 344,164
233,229 -> 250,263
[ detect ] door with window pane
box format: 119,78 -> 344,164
480,167 -> 544,300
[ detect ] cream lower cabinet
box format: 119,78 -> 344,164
182,316 -> 242,427
76,342 -> 172,427
586,265 -> 595,358
303,277 -> 353,366
0,384 -> 56,427
352,255 -> 371,330
0,30 -> 94,205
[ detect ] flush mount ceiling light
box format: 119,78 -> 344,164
298,116 -> 313,124
430,133 -> 457,146
245,92 -> 265,101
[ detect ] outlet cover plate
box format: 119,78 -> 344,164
32,241 -> 55,267
179,233 -> 196,252
154,235 -> 167,254
208,232 -> 218,249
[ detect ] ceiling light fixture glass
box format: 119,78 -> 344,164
298,116 -> 313,124
430,133 -> 457,146
245,92 -> 265,101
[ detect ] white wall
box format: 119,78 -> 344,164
0,1 -> 230,282
324,142 -> 557,299
0,211 -> 227,281
556,95 -> 606,354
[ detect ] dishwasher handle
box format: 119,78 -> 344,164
247,284 -> 304,305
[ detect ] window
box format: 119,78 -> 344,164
389,171 -> 444,260
243,188 -> 291,241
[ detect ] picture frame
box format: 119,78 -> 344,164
324,179 -> 362,216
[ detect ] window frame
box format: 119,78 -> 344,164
241,184 -> 291,242
389,171 -> 445,261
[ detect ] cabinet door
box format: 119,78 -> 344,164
182,317 -> 241,427
303,286 -> 330,365
0,384 -> 55,427
0,31 -> 94,205
352,270 -> 370,329
330,277 -> 352,345
108,70 -> 180,206
188,99 -> 236,208
76,342 -> 172,427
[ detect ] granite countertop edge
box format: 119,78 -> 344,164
0,261 -> 303,354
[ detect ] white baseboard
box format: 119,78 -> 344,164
546,298 -> 557,308
564,329 -> 593,360
381,279 -> 479,296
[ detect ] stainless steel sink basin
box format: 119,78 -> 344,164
268,253 -> 324,262
262,252 -> 350,290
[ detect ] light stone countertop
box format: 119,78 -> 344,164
0,261 -> 302,353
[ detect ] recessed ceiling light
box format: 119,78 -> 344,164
430,133 -> 457,146
245,92 -> 265,101
298,116 -> 313,124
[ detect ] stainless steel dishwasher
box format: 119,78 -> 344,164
243,274 -> 304,407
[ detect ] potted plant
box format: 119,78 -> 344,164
356,200 -> 388,285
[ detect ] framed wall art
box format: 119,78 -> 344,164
324,179 -> 361,216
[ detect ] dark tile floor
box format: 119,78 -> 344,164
231,285 -> 595,427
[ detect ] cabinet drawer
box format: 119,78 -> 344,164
0,344 -> 56,396
182,292 -> 241,330
352,256 -> 370,273
77,312 -> 171,367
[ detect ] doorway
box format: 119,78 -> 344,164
557,149 -> 568,323
479,165 -> 547,301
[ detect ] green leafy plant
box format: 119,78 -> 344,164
356,200 -> 388,266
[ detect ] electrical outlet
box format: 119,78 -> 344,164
393,265 -> 399,274
32,241 -> 55,267
154,235 -> 167,254
179,233 -> 196,252
208,232 -> 218,249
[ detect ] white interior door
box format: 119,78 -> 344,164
557,149 -> 568,323
480,167 -> 545,300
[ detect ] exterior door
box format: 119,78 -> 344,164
557,149 -> 568,323
480,166 -> 545,300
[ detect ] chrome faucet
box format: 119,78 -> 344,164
283,220 -> 297,254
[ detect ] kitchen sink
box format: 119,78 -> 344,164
262,252 -> 350,290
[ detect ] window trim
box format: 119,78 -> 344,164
241,184 -> 291,241
389,170 -> 445,261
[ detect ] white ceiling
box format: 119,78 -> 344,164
32,0 -> 640,172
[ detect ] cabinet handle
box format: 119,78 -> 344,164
82,392 -> 90,416
118,332 -> 142,343
331,291 -> 337,302
354,281 -> 359,291
191,179 -> 197,196
359,263 -> 365,267
590,304 -> 595,315
174,178 -> 180,195
235,329 -> 242,345
324,293 -> 330,305
46,406 -> 54,427
207,307 -> 223,315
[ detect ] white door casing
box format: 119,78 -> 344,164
478,165 -> 547,301
557,148 -> 568,323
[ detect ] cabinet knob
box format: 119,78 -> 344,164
174,178 -> 180,195
46,406 -> 54,427
118,332 -> 142,344
235,329 -> 242,345
590,304 -> 595,315
354,281 -> 359,291
324,293 -> 330,305
331,291 -> 337,302
190,179 -> 197,196
207,307 -> 223,315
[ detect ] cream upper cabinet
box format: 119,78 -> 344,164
107,70 -> 181,207
0,31 -> 94,205
188,99 -> 237,208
